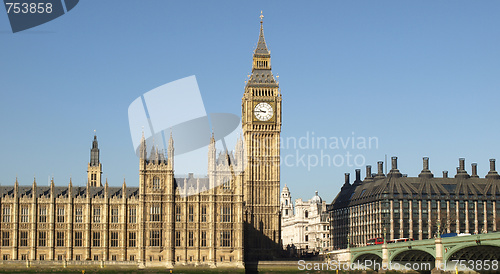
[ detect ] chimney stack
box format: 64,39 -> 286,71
375,161 -> 386,179
486,159 -> 500,179
388,156 -> 402,178
459,158 -> 465,171
455,158 -> 470,178
471,163 -> 479,178
391,156 -> 398,170
419,157 -> 434,178
443,171 -> 448,178
344,173 -> 350,186
364,165 -> 372,181
355,169 -> 361,182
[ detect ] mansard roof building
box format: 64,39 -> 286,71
328,156 -> 500,249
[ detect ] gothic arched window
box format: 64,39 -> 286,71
152,177 -> 160,189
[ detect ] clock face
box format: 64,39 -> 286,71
254,102 -> 273,121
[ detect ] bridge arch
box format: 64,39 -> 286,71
352,252 -> 383,270
389,247 -> 435,262
390,249 -> 435,272
445,244 -> 500,262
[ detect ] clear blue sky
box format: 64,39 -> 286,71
1,1 -> 500,203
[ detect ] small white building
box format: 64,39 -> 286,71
281,185 -> 331,254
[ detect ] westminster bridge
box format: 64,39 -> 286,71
327,232 -> 500,272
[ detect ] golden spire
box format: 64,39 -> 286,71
260,10 -> 264,23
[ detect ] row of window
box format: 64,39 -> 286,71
1,231 -> 136,248
4,254 -> 137,262
1,230 -> 232,248
2,205 -> 233,224
8,254 -> 234,263
175,231 -> 231,247
176,205 -> 231,223
1,206 -> 137,224
383,200 -> 498,209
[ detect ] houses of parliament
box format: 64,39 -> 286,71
0,16 -> 282,267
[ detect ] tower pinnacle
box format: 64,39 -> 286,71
246,12 -> 277,88
87,133 -> 102,187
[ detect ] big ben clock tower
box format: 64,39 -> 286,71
242,12 -> 282,260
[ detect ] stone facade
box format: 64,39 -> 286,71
0,16 -> 281,266
280,186 -> 330,254
242,14 -> 282,260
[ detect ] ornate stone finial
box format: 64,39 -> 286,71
94,129 -> 96,136
260,10 -> 264,23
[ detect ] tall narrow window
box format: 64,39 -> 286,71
128,207 -> 136,223
56,231 -> 65,247
38,231 -> 46,247
110,232 -> 119,247
222,177 -> 230,190
175,206 -> 181,222
188,205 -> 194,222
2,206 -> 10,223
1,232 -> 9,247
93,232 -> 100,247
201,205 -> 207,222
75,207 -> 83,223
201,231 -> 206,247
111,208 -> 119,223
74,231 -> 82,247
220,231 -> 231,247
20,206 -> 29,223
20,231 -> 28,246
188,231 -> 194,247
93,207 -> 100,223
128,232 -> 136,247
39,206 -> 47,223
57,207 -> 65,223
221,205 -> 231,222
150,205 -> 160,222
175,231 -> 181,247
152,177 -> 160,189
150,230 -> 160,247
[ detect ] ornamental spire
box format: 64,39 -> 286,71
247,11 -> 277,88
90,133 -> 99,166
255,11 -> 270,55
